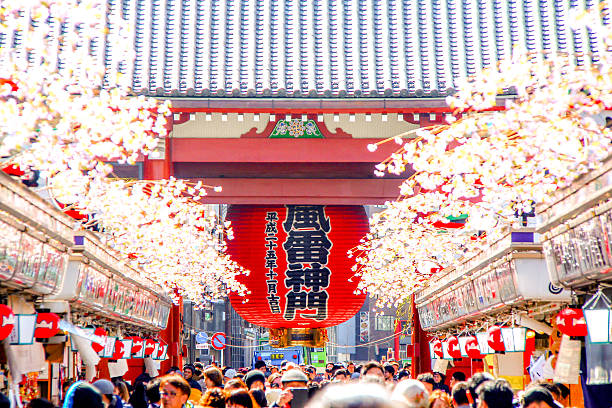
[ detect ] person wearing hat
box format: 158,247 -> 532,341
390,379 -> 429,408
274,369 -> 309,408
224,368 -> 238,384
522,386 -> 564,408
93,379 -> 123,408
63,381 -> 104,408
244,370 -> 267,391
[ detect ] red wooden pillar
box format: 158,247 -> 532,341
411,295 -> 431,377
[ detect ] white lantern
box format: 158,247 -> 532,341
582,289 -> 612,343
500,327 -> 527,352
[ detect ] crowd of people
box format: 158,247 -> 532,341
3,359 -> 570,408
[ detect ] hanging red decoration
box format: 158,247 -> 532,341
0,305 -> 15,341
34,313 -> 60,338
2,164 -> 25,177
465,336 -> 483,359
128,336 -> 144,354
446,336 -> 462,359
556,308 -> 588,337
226,205 -> 368,329
91,327 -> 107,353
431,338 -> 444,358
487,326 -> 505,352
112,340 -> 125,360
144,339 -> 157,356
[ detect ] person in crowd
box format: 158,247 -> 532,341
431,372 -> 450,394
346,362 -> 355,375
254,360 -> 268,374
159,375 -> 191,408
146,379 -> 162,408
303,366 -> 316,383
244,370 -> 267,391
428,390 -> 452,408
360,362 -> 384,379
553,383 -> 569,407
475,379 -> 514,408
226,389 -> 255,408
332,369 -> 349,383
0,392 -> 8,408
382,365 -> 395,384
26,398 -> 55,408
203,367 -> 224,390
183,365 -> 203,392
166,367 -> 182,376
308,382 -> 394,408
224,369 -> 238,385
451,381 -> 471,408
275,369 -> 309,407
128,382 -> 149,408
390,379 -> 429,408
388,361 -> 400,377
198,388 -> 225,408
521,386 -> 563,408
467,372 -> 494,408
225,378 -> 248,392
114,380 -> 133,408
93,379 -> 123,408
397,370 -> 410,381
416,373 -> 435,394
250,389 -> 268,408
449,372 -> 466,390
62,381 -> 104,408
267,373 -> 282,389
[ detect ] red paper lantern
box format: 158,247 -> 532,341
446,336 -> 462,359
34,313 -> 59,338
465,336 -> 483,359
144,339 -> 157,356
556,308 -> 588,337
431,339 -> 444,358
112,339 -> 125,360
0,305 -> 15,341
487,326 -> 505,352
226,205 -> 368,328
128,336 -> 143,354
91,327 -> 107,353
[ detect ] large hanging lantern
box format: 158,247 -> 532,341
557,308 -> 588,337
582,289 -> 612,343
0,304 -> 15,341
487,326 -> 505,352
446,336 -> 462,359
227,205 -> 368,340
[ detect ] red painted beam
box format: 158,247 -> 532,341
195,178 -> 403,205
167,98 -> 510,114
171,138 -> 399,163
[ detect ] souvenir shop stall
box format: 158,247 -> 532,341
0,172 -> 172,406
415,227 -> 572,391
537,155 -> 612,407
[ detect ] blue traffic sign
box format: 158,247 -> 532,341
195,332 -> 209,344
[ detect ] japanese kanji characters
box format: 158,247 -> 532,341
282,205 -> 332,321
265,211 -> 281,314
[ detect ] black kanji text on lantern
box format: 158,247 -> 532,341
282,205 -> 332,321
264,211 -> 281,314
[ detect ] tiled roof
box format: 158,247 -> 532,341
10,0 -> 606,98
